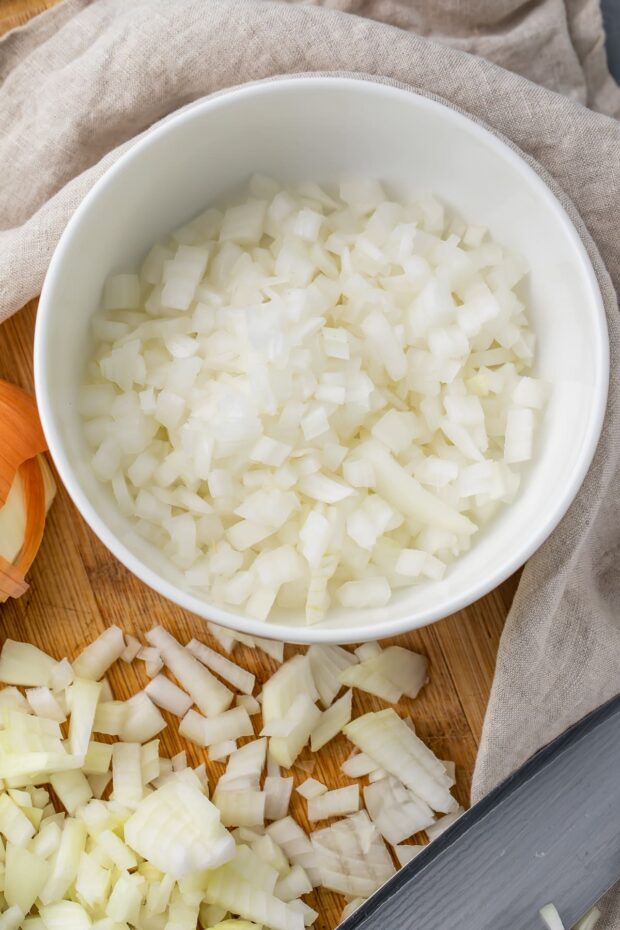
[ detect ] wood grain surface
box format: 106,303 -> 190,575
0,3 -> 518,927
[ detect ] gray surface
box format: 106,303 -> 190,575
342,696 -> 620,930
602,0 -> 620,82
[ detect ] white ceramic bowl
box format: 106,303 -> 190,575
34,76 -> 608,644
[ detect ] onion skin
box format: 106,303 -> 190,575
0,557 -> 29,601
14,457 -> 46,577
0,380 -> 55,603
0,380 -> 47,506
0,456 -> 53,604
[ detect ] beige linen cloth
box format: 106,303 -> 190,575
1,0 -> 620,923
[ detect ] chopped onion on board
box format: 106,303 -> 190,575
0,622 -> 463,929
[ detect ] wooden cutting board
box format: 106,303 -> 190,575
0,4 -> 517,926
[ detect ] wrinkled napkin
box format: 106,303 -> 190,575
1,0 -> 619,923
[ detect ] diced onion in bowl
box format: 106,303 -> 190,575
80,180 -> 544,625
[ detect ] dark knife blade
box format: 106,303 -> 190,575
340,694 -> 620,930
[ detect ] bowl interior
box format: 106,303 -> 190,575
35,77 -> 608,643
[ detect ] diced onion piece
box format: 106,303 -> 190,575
124,779 -> 234,878
394,843 -> 426,867
504,407 -> 535,463
354,642 -> 382,662
361,310 -> 406,381
425,809 -> 463,840
5,843 -> 50,915
340,646 -> 427,703
49,659 -> 74,693
67,679 -> 102,757
310,810 -> 394,897
341,752 -> 380,778
223,738 -> 267,788
0,793 -> 36,845
289,899 -> 319,927
261,655 -> 318,724
296,778 -> 327,800
120,634 -> 142,663
49,770 -> 92,815
0,641 -> 57,687
310,689 -> 352,751
111,742 -> 143,808
274,863 -> 313,902
362,441 -> 477,537
236,694 -> 261,715
179,706 -> 252,747
307,784 -> 359,822
210,739 -> 237,761
539,904 -> 567,930
248,636 -> 285,664
119,692 -> 166,743
251,832 -> 290,877
368,767 -> 388,782
364,776 -> 435,844
144,674 -> 193,717
105,871 -> 144,924
298,473 -> 353,504
268,695 -> 321,768
178,709 -> 207,746
337,577 -> 391,609
442,759 -> 457,784
307,645 -> 357,709
213,787 -> 266,828
40,901 -> 92,930
225,843 -> 280,894
207,622 -> 237,654
204,869 -> 304,930
96,829 -> 138,870
99,676 -> 114,703
0,686 -> 31,713
187,638 -> 256,694
26,687 -> 66,723
146,626 -> 233,717
266,817 -> 320,887
93,701 -> 127,737
39,819 -> 86,905
340,899 -> 365,922
72,626 -> 125,681
264,777 -> 294,822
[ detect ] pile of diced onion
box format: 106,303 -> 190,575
0,623 -> 463,930
80,177 -> 547,623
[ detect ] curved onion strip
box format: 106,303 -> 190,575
0,381 -> 47,506
14,457 -> 46,576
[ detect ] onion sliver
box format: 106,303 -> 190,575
72,626 -> 125,681
145,673 -> 193,717
146,626 -> 233,717
344,709 -> 458,814
187,638 -> 256,694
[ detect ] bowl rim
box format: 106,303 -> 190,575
34,74 -> 610,644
